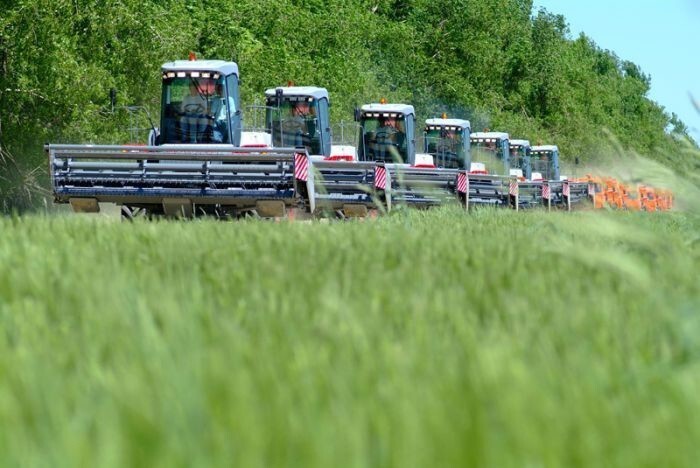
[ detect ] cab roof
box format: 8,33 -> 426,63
161,60 -> 239,76
471,131 -> 509,140
361,103 -> 415,116
531,145 -> 559,152
510,139 -> 531,147
425,118 -> 471,129
264,86 -> 329,101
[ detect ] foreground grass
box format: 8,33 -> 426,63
0,208 -> 698,467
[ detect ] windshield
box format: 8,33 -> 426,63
265,98 -> 320,154
360,115 -> 407,163
425,128 -> 466,169
470,138 -> 506,174
160,75 -> 231,144
509,145 -> 530,170
531,151 -> 554,180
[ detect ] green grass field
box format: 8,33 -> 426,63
0,208 -> 698,467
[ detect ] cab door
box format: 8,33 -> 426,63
404,114 -> 415,165
501,138 -> 510,173
317,97 -> 331,157
226,74 -> 242,146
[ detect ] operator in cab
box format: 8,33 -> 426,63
374,116 -> 406,163
280,100 -> 315,148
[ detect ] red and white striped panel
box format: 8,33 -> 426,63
509,179 -> 519,196
294,152 -> 308,182
563,182 -> 570,197
456,172 -> 469,194
374,165 -> 387,190
542,183 -> 551,200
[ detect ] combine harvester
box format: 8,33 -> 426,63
47,56 -> 672,219
47,56 -> 315,219
531,145 -> 583,208
262,86 -> 387,218
511,143 -> 590,211
508,139 -> 542,209
467,131 -> 519,207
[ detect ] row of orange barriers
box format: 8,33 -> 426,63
575,176 -> 673,211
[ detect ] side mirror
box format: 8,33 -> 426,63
148,128 -> 160,146
353,108 -> 361,122
109,88 -> 117,110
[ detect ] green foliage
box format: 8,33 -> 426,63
0,1 -> 696,209
0,209 -> 698,465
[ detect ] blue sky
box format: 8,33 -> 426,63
532,1 -> 700,142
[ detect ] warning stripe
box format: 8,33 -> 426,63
563,181 -> 570,197
456,172 -> 469,194
374,165 -> 387,190
542,183 -> 551,200
294,152 -> 308,182
509,179 -> 519,196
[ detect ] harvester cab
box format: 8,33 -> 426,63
357,103 -> 416,165
509,139 -> 548,208
423,118 -> 471,169
530,145 -> 560,181
264,86 -> 332,157
158,60 -> 242,146
470,132 -> 510,175
509,140 -> 532,180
